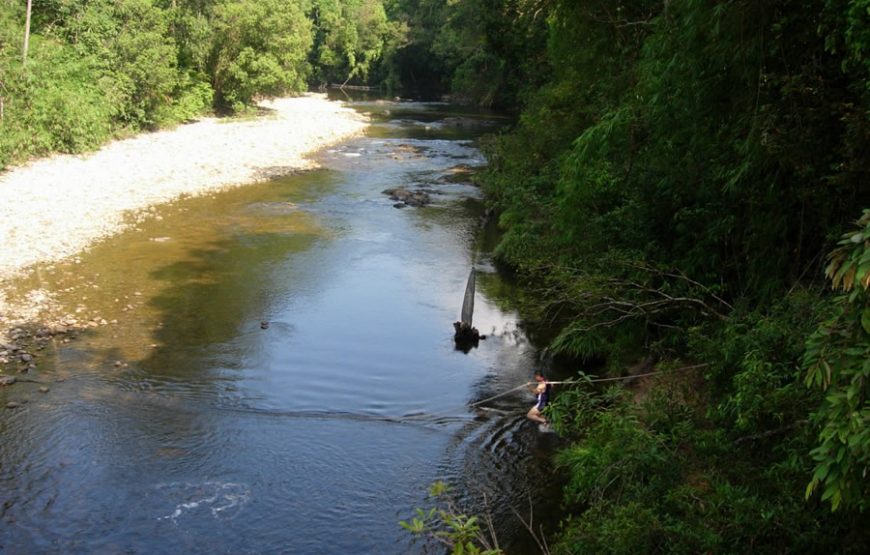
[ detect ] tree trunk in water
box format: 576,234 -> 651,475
23,0 -> 32,64
460,269 -> 475,327
454,270 -> 482,350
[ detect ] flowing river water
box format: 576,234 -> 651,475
0,99 -> 562,554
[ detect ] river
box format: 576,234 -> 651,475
0,98 -> 561,554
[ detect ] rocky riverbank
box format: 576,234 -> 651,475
0,94 -> 368,380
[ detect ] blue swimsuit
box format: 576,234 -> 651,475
535,383 -> 552,410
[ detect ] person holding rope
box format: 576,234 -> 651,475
526,369 -> 552,429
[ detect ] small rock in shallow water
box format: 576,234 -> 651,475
0,376 -> 16,386
39,387 -> 50,394
383,186 -> 431,207
6,401 -> 22,409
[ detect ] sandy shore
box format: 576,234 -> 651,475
0,94 -> 367,337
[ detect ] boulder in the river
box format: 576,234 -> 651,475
0,375 -> 16,386
383,187 -> 431,207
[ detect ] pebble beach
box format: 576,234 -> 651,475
0,94 -> 368,338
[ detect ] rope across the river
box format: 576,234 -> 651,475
48,363 -> 709,427
540,362 -> 709,388
408,363 -> 710,421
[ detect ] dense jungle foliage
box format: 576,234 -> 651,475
3,0 -> 870,552
418,0 -> 870,553
392,0 -> 870,553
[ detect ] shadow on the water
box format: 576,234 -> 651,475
134,232 -> 314,383
439,371 -> 568,553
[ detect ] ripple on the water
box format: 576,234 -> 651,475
156,481 -> 251,523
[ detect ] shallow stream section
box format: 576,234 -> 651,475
0,99 -> 562,554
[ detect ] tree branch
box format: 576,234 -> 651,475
734,420 -> 808,445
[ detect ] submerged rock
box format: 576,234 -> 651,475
383,187 -> 431,207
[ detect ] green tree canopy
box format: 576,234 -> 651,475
310,0 -> 405,86
208,0 -> 313,111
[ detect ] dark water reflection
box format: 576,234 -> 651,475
0,99 -> 560,554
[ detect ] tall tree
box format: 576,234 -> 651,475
208,0 -> 313,111
22,0 -> 31,63
310,0 -> 403,87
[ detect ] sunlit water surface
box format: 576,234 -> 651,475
0,99 -> 562,554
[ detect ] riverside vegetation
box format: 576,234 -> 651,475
0,0 -> 404,168
396,1 -> 870,553
3,1 -> 870,553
